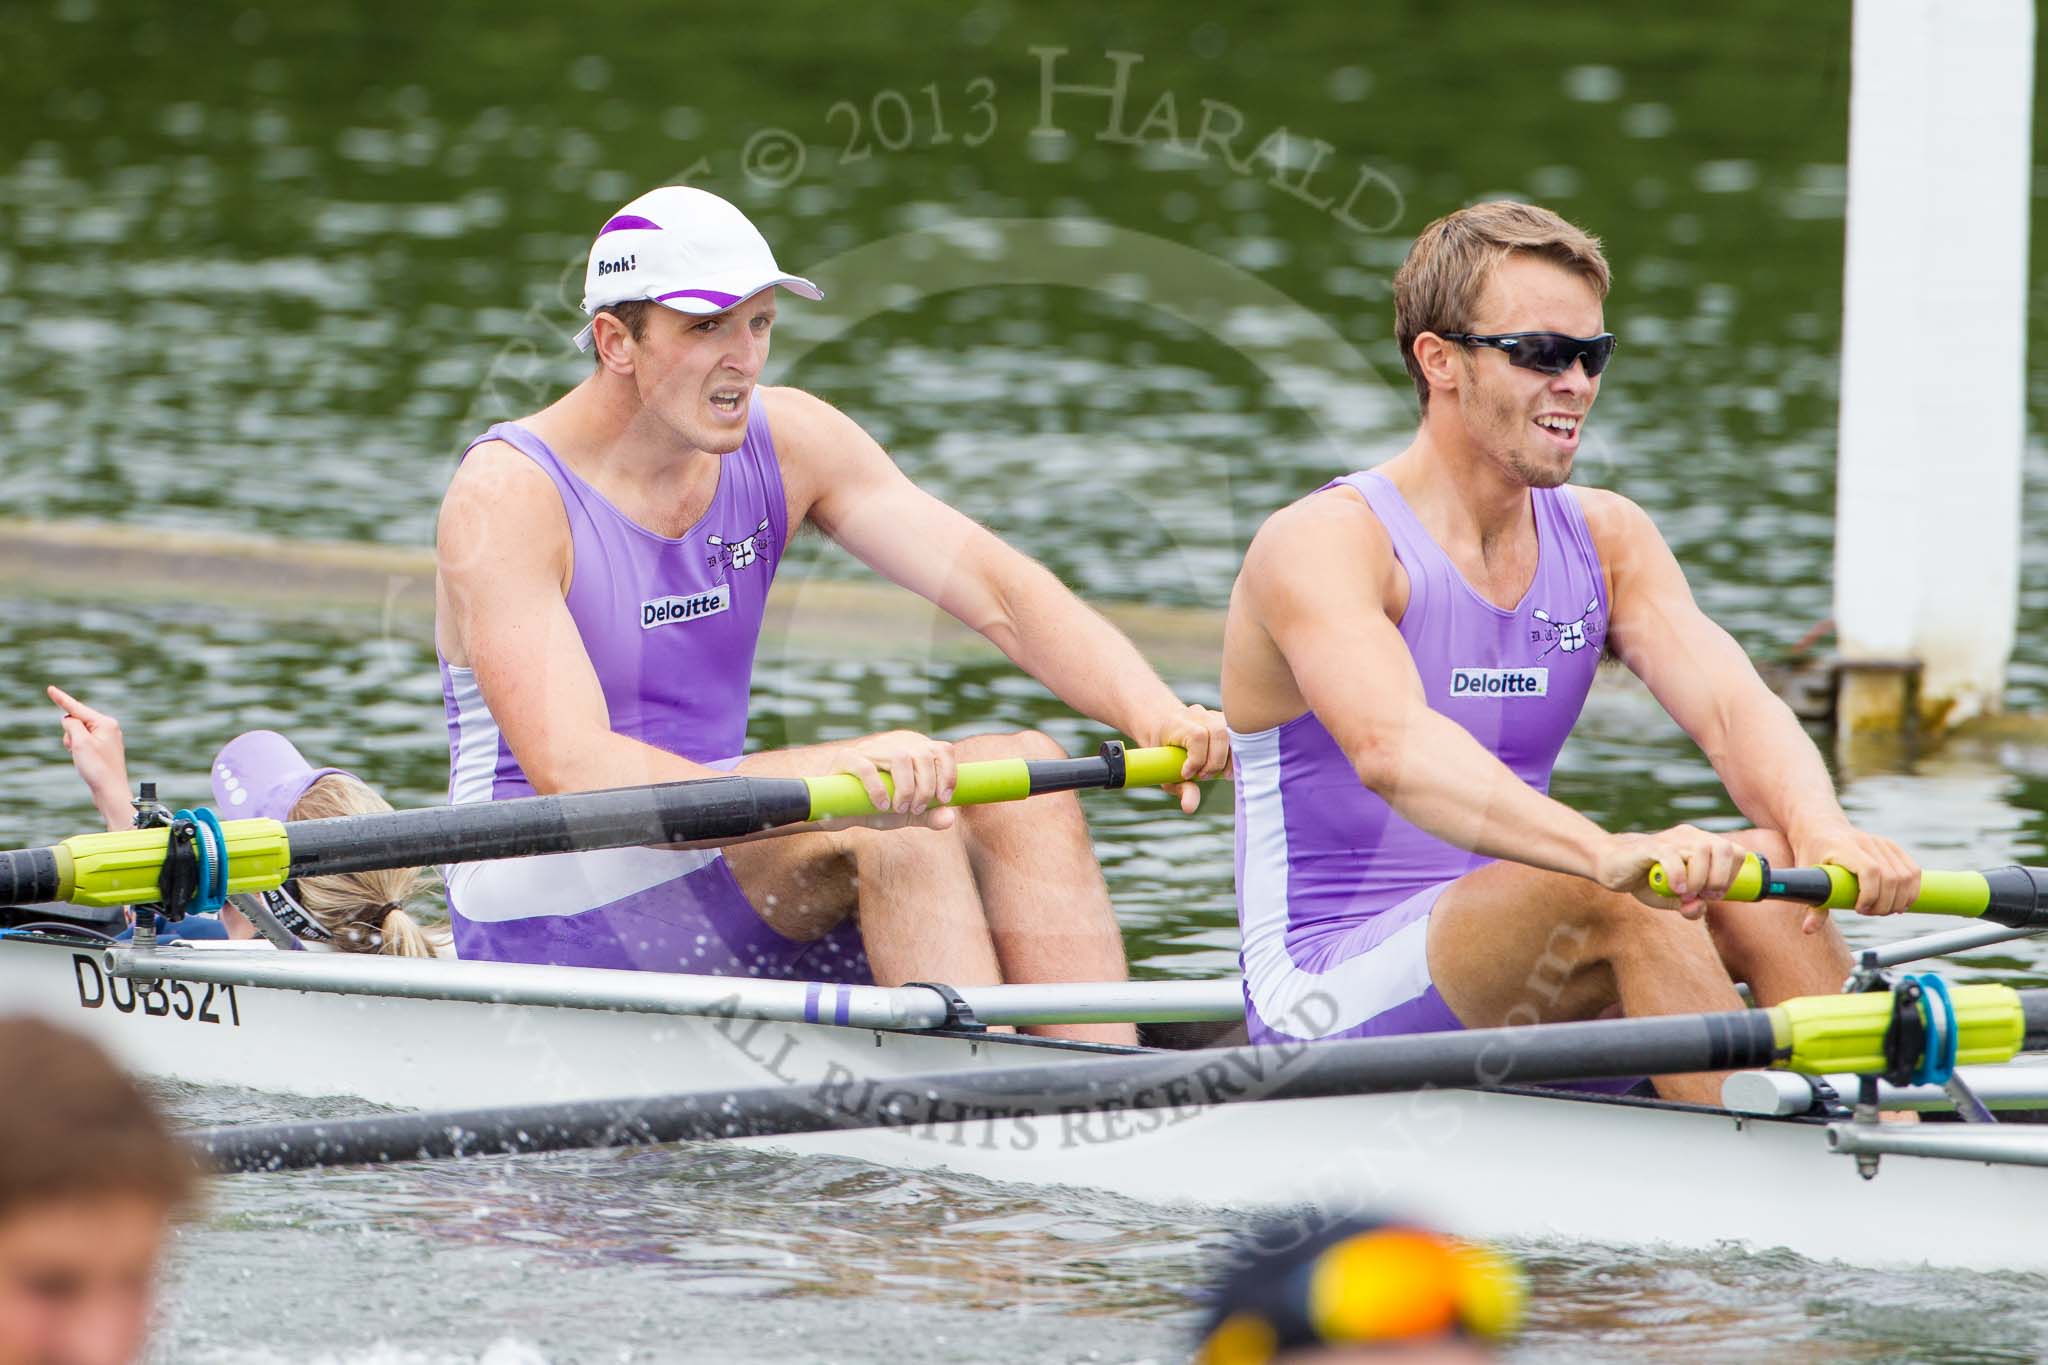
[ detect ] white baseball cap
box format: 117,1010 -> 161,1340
572,186 -> 824,352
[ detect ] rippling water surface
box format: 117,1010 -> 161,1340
9,0 -> 2048,1359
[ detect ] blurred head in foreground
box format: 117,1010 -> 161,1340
0,1018 -> 198,1365
1194,1217 -> 1522,1363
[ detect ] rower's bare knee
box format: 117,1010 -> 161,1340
844,819 -> 962,874
725,828 -> 860,942
951,728 -> 1065,762
954,729 -> 1088,841
1704,828 -> 1846,991
1434,872 -> 1646,1025
1579,885 -> 1713,967
1731,828 -> 1793,867
1703,829 -> 1799,945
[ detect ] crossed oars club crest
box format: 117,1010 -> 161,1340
1532,597 -> 1600,656
706,517 -> 771,572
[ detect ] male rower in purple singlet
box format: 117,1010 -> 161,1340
1222,201 -> 1920,1100
434,185 -> 1227,1043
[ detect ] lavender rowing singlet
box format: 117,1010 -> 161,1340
439,398 -> 869,983
1231,471 -> 1607,1044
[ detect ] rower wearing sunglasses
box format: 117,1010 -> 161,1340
1221,201 -> 1920,1104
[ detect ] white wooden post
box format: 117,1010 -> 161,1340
1834,0 -> 2034,732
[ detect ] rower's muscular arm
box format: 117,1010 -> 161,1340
436,443 -> 727,794
1584,489 -> 1919,914
774,387 -> 1225,780
1234,492 -> 1613,878
1584,490 -> 1845,837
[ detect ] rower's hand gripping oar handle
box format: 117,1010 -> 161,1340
1647,854 -> 2048,928
801,742 -> 1189,820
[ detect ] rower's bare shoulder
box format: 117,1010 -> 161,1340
442,438 -> 553,499
756,385 -> 865,460
755,385 -> 876,510
437,441 -> 569,571
1240,485 -> 1395,608
1570,485 -> 1670,560
1245,485 -> 1394,573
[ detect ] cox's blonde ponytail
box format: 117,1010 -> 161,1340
288,775 -> 450,957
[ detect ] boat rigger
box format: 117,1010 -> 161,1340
5,925 -> 2048,1273
8,741 -> 2048,1273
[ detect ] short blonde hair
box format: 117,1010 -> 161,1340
290,775 -> 448,958
1393,202 -> 1611,412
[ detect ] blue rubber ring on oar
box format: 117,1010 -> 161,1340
175,808 -> 228,915
1906,972 -> 1959,1086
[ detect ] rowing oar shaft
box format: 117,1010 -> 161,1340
0,743 -> 1189,909
1648,855 -> 2048,929
189,985 -> 2048,1175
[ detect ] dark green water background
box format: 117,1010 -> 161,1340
7,1 -> 2048,1359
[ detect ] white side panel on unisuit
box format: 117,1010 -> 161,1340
1834,0 -> 2034,723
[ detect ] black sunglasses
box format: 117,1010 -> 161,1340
1438,331 -> 1617,378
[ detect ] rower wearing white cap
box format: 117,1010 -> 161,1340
433,186 -> 1228,1042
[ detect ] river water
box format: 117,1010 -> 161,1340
6,1 -> 2048,1359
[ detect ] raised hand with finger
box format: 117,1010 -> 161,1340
46,684 -> 134,831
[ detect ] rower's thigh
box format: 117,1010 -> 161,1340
949,728 -> 1065,762
1701,828 -> 1851,996
1427,860 -> 1675,1028
722,726 -> 1068,942
721,828 -> 859,942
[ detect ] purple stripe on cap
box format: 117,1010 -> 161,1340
833,987 -> 850,1027
654,288 -> 742,307
597,214 -> 662,236
804,981 -> 822,1024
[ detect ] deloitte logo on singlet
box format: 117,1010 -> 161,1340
642,584 -> 731,629
1448,667 -> 1549,698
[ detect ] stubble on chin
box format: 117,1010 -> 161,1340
1506,445 -> 1572,489
1464,386 -> 1573,488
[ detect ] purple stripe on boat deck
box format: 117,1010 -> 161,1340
598,214 -> 662,235
654,288 -> 741,307
834,987 -> 850,1026
805,981 -> 823,1023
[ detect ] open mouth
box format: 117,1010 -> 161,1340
1533,413 -> 1581,449
709,389 -> 748,418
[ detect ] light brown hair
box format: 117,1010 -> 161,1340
0,1017 -> 199,1218
589,299 -> 655,366
289,775 -> 448,958
1393,202 -> 1611,413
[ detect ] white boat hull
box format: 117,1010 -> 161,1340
6,937 -> 2044,1273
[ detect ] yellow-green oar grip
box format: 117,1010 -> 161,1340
59,820 -> 292,909
1802,867 -> 1989,916
1121,745 -> 1193,789
1646,853 -> 1766,902
1917,869 -> 1992,915
801,745 -> 1193,821
1646,857 -> 1993,919
1774,983 -> 2023,1075
804,759 -> 1032,818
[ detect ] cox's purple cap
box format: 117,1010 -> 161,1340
210,731 -> 348,823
